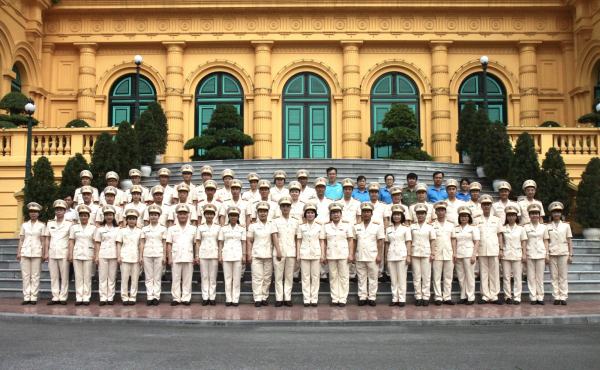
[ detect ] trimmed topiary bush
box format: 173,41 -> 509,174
0,121 -> 17,128
146,102 -> 168,155
115,121 -> 141,180
65,119 -> 90,128
89,132 -> 119,189
540,121 -> 560,127
537,147 -> 572,219
135,109 -> 158,165
508,132 -> 540,198
575,157 -> 600,228
60,153 -> 89,199
23,156 -> 59,222
0,92 -> 28,115
577,96 -> 600,127
7,114 -> 38,127
366,103 -> 432,161
482,120 -> 512,180
456,100 -> 477,160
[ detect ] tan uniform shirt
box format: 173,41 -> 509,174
341,198 -> 362,225
241,189 -> 261,203
385,202 -> 411,223
123,202 -> 147,228
502,224 -> 527,260
525,222 -> 549,259
371,200 -> 388,224
20,220 -> 46,258
196,223 -> 221,259
94,225 -> 119,259
454,224 -> 480,259
166,223 -> 197,263
76,203 -> 100,224
445,198 -> 465,224
299,186 -> 317,203
247,220 -> 276,259
196,199 -> 222,224
432,220 -> 455,261
269,186 -> 290,203
409,202 -> 436,223
323,220 -> 354,260
297,221 -> 325,260
518,198 -> 545,224
466,200 -> 483,218
141,224 -> 167,258
385,224 -> 412,261
353,221 -> 385,262
195,183 -> 207,202
116,226 -> 142,263
175,182 -> 198,204
100,188 -> 126,207
492,200 -> 520,224
142,203 -> 171,226
69,224 -> 97,260
218,224 -> 247,262
286,201 -> 306,220
74,186 -> 99,205
219,198 -> 251,224
547,221 -> 573,256
475,214 -> 502,256
216,187 -> 232,202
124,186 -> 150,205
313,197 -> 334,224
43,219 -> 72,259
273,216 -> 300,258
95,204 -> 122,224
250,200 -> 279,221
161,185 -> 176,206
168,205 -> 199,224
410,222 -> 436,258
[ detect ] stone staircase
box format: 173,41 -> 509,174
1,238 -> 598,303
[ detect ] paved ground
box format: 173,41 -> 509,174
0,320 -> 598,370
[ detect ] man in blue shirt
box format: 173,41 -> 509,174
378,174 -> 394,203
324,167 -> 343,200
427,171 -> 448,203
351,175 -> 370,203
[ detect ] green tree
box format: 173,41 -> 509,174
540,121 -> 560,127
0,121 -> 16,128
147,102 -> 168,155
60,153 -> 89,198
482,120 -> 512,180
575,157 -> 600,228
89,132 -> 119,189
537,147 -> 572,219
115,121 -> 141,180
468,108 -> 493,167
0,92 -> 27,115
135,109 -> 158,165
184,104 -> 254,161
508,132 -> 540,198
23,156 -> 59,222
456,100 -> 477,158
577,96 -> 600,127
366,103 -> 433,161
65,119 -> 90,128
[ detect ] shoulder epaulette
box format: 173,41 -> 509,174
120,226 -> 126,228
447,220 -> 455,223
518,198 -> 525,202
251,221 -> 257,224
352,197 -> 360,201
469,223 -> 476,226
474,215 -> 481,218
564,221 -> 570,224
493,214 -> 500,217
253,200 -> 259,204
92,186 -> 97,189
291,216 -> 299,220
273,216 -> 280,219
198,199 -> 205,202
239,224 -> 245,228
315,221 -> 323,225
372,221 -> 380,225
137,226 -> 142,229
66,219 -> 73,222
355,221 -> 361,225
410,203 -> 416,206
48,219 -> 56,223
342,220 -> 349,223
427,202 -> 434,205
518,223 -> 524,226
325,221 -> 331,224
326,197 -> 334,201
216,199 -> 222,203
38,221 -> 45,225
427,221 -> 434,225
545,222 -> 551,225
524,222 -> 531,225
300,222 -> 306,225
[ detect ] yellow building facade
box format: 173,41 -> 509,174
1,0 -> 600,236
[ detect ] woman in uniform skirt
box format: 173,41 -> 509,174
68,205 -> 97,306
296,202 -> 324,307
17,202 -> 46,305
195,204 -> 221,306
453,206 -> 480,305
384,205 -> 412,307
501,205 -> 527,304
218,206 -> 247,306
94,205 -> 119,306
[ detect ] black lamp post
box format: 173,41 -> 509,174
480,56 -> 489,111
133,55 -> 143,123
24,98 -> 36,190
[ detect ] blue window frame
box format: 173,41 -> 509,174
11,65 -> 21,92
458,72 -> 507,124
108,74 -> 157,126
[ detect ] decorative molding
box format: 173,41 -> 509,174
185,48 -> 254,54
448,47 -> 518,54
361,47 -> 429,53
272,47 -> 340,53
97,48 -> 166,55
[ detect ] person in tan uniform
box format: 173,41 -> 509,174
140,205 -> 167,306
216,169 -> 235,201
352,202 -> 385,306
155,168 -> 176,205
492,182 -> 520,224
273,196 -> 299,307
43,200 -> 72,305
466,182 -> 483,218
519,180 -> 545,224
123,169 -> 150,205
453,206 -> 480,305
196,180 -> 222,225
218,206 -> 247,306
168,184 -> 199,226
385,186 -> 410,224
410,204 -> 437,306
242,173 -> 261,203
285,181 -> 306,220
75,186 -> 100,226
547,201 -> 573,306
17,202 -> 46,305
123,185 -> 147,228
409,183 -> 436,223
432,201 -> 456,305
443,179 -> 464,224
194,165 -> 215,202
177,164 -> 198,206
68,205 -> 97,306
100,172 -> 125,207
323,202 -> 354,307
501,205 -> 527,304
195,203 -> 221,306
73,170 -> 99,207
525,203 -> 550,304
270,171 -> 290,203
366,182 -> 388,281
219,179 -> 251,226
250,180 -> 279,222
475,194 -> 503,305
142,185 -> 171,227
247,201 -> 281,307
116,209 -> 143,305
384,205 -> 412,307
166,204 -> 197,306
296,169 -> 317,203
340,178 -> 362,282
296,202 -> 324,307
94,205 -> 119,306
96,186 -> 123,226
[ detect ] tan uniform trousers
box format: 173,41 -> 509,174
320,262 -> 329,279
388,261 -> 408,303
433,260 -> 454,302
479,256 -> 500,302
120,262 -> 140,302
527,258 -> 546,302
251,258 -> 273,302
328,259 -> 349,304
549,255 -> 569,301
501,260 -> 522,301
171,262 -> 193,302
293,260 -> 301,279
48,258 -> 69,302
412,257 -> 432,300
98,258 -> 118,302
143,256 -> 163,301
455,258 -> 475,301
349,263 -> 356,278
20,257 -> 42,302
301,259 -> 320,304
73,259 -> 92,302
356,261 -> 378,301
223,261 -> 242,303
200,258 -> 218,301
274,256 -> 295,302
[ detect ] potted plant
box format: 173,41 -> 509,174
456,100 -> 477,164
134,109 -> 158,177
508,132 -> 540,199
147,102 -> 168,164
115,121 -> 141,184
576,157 -> 600,239
482,120 -> 512,191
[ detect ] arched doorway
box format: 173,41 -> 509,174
459,73 -> 507,124
108,73 -> 157,126
282,72 -> 331,158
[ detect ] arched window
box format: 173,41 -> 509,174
459,73 -> 507,124
282,72 -> 331,158
595,69 -> 600,99
370,72 -> 420,159
108,74 -> 157,126
11,64 -> 21,92
195,72 -> 244,137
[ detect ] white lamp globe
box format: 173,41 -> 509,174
480,56 -> 489,66
596,102 -> 600,113
134,55 -> 143,65
24,99 -> 36,115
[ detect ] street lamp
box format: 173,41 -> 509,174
24,98 -> 36,190
133,55 -> 143,123
480,56 -> 489,111
596,102 -> 600,127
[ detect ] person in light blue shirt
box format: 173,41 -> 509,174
456,178 -> 471,201
378,174 -> 394,203
427,171 -> 448,203
351,175 -> 370,203
324,167 -> 343,200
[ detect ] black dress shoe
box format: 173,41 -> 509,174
21,301 -> 29,305
182,301 -> 190,306
255,301 -> 262,307
123,301 -> 128,306
349,277 -> 358,283
311,303 -> 318,307
399,302 -> 405,307
530,300 -> 537,305
30,301 -> 37,305
330,303 -> 339,307
146,301 -> 152,306
232,303 -> 238,307
378,277 -> 386,283
457,299 -> 467,304
466,301 -> 474,305
276,301 -> 283,307
304,303 -> 310,307
75,302 -> 83,306
561,300 -> 567,306
368,300 -> 376,307
435,301 -> 442,306
210,300 -> 216,306
47,301 -> 57,306
491,300 -> 503,305
83,302 -> 89,306
107,301 -> 114,306
358,300 -> 366,306
202,300 -> 208,306
389,302 -> 398,306
554,300 -> 560,305
444,300 -> 455,305
171,301 -> 179,306
478,299 -> 488,304
415,299 -> 422,306
293,277 -> 301,283
537,301 -> 545,305
422,300 -> 429,307
320,278 -> 328,283
226,302 -> 232,307
339,303 -> 346,307
284,301 -> 293,307
261,300 -> 268,306
153,299 -> 159,306
514,300 -> 520,305
506,298 -> 513,304
99,301 -> 107,307
60,301 -> 67,306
